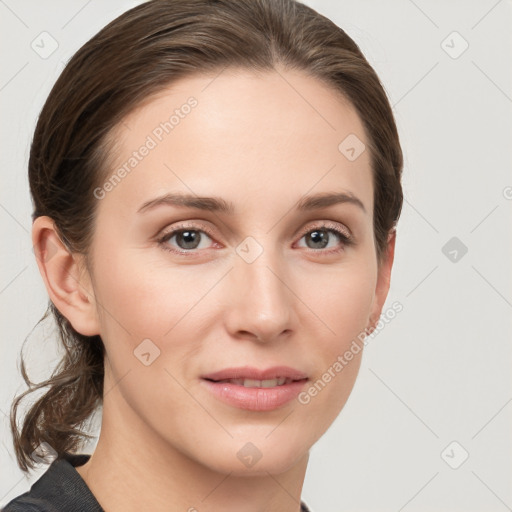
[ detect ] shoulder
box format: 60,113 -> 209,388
3,453 -> 102,512
2,493 -> 51,511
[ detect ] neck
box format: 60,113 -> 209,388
76,388 -> 309,512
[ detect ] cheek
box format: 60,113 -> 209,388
294,259 -> 376,422
299,258 -> 377,347
92,247 -> 212,342
90,247 -> 221,399
91,250 -> 210,435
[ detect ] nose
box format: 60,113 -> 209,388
223,247 -> 294,343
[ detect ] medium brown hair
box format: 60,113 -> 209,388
11,0 -> 403,471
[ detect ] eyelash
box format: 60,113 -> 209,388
156,221 -> 354,257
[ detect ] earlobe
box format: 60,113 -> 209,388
367,229 -> 397,332
32,216 -> 100,336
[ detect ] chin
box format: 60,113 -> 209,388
197,435 -> 310,477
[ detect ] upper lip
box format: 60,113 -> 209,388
202,365 -> 308,381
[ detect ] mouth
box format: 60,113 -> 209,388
200,366 -> 309,411
201,365 -> 308,382
203,377 -> 302,387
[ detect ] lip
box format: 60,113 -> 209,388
201,366 -> 309,412
201,365 -> 308,381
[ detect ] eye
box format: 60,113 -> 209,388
157,223 -> 216,254
296,221 -> 354,255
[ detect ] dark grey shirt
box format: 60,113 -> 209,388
3,453 -> 312,511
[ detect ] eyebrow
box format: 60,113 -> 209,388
137,191 -> 366,215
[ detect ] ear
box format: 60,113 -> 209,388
32,216 -> 100,336
367,229 -> 396,334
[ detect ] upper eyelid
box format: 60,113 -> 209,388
300,220 -> 352,237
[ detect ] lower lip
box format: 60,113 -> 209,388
201,378 -> 308,411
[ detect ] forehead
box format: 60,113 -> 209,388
98,67 -> 373,219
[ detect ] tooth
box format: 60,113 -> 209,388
241,378 -> 283,388
243,379 -> 262,387
216,377 -> 290,387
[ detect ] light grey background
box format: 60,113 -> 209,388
1,1 -> 511,511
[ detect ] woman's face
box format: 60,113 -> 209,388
82,67 -> 394,475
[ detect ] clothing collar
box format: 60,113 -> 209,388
29,452 -> 104,511
22,453 -> 312,511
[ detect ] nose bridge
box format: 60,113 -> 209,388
228,237 -> 293,339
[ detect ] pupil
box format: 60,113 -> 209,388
309,229 -> 328,249
178,230 -> 200,249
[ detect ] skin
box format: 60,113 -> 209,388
32,66 -> 395,512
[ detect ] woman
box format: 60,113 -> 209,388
5,0 -> 403,510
